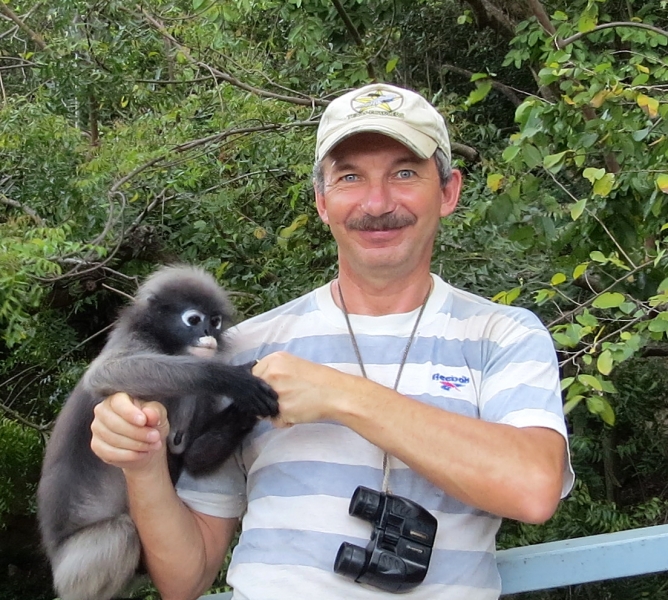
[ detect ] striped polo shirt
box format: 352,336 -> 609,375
177,274 -> 574,600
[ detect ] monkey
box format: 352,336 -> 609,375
37,265 -> 279,600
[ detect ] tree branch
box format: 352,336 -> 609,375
0,400 -> 50,432
137,7 -> 326,107
329,0 -> 376,80
526,0 -> 556,36
134,76 -> 216,85
0,2 -> 46,51
547,258 -> 655,328
558,21 -> 668,49
330,0 -> 364,47
463,0 -> 516,36
0,193 -> 44,225
451,141 -> 479,162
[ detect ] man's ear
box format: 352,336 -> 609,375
440,169 -> 462,218
314,184 -> 329,225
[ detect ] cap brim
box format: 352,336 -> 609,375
316,118 -> 438,162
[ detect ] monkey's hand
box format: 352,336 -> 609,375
227,362 -> 279,418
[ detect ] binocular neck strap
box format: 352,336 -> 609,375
336,279 -> 432,493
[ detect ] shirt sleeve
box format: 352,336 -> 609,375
479,311 -> 575,497
176,450 -> 248,518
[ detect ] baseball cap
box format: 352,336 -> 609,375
315,83 -> 451,163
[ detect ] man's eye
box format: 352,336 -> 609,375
342,174 -> 358,182
396,169 -> 415,179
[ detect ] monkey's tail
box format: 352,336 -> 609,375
52,513 -> 141,600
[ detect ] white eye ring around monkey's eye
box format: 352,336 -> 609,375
211,315 -> 223,330
182,309 -> 205,327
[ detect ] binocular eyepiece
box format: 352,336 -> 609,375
334,486 -> 438,593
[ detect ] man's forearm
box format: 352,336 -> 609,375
332,376 -> 565,523
124,461 -> 224,600
257,352 -> 566,523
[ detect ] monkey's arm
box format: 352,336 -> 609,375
86,354 -> 277,417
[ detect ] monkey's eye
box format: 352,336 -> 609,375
211,315 -> 223,330
182,309 -> 205,327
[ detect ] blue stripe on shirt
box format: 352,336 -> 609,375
247,461 -> 487,516
231,333 -> 557,377
232,528 -> 500,589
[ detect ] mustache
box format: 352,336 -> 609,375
347,213 -> 417,231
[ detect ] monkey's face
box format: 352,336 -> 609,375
181,308 -> 223,357
145,296 -> 229,356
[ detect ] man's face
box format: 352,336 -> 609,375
315,132 -> 461,280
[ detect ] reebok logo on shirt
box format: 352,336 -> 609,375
432,373 -> 470,392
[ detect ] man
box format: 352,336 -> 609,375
91,83 -> 573,600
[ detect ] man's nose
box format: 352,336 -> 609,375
361,178 -> 395,216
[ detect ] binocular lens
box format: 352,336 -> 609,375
349,486 -> 381,522
334,542 -> 367,580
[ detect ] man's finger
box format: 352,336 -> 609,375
142,401 -> 169,436
107,392 -> 147,426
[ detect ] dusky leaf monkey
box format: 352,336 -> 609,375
38,265 -> 278,600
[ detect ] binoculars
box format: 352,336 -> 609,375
334,486 -> 438,593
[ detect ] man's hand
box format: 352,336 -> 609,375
91,393 -> 170,473
253,351 -> 358,428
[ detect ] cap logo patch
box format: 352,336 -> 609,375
350,88 -> 403,117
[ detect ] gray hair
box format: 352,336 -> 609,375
312,148 -> 452,196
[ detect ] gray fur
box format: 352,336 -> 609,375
38,265 -> 278,600
52,515 -> 140,600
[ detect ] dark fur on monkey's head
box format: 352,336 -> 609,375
109,265 -> 235,356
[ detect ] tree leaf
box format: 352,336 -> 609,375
599,398 -> 616,426
502,145 -> 520,162
560,376 -> 575,391
385,56 -> 399,73
637,93 -> 659,118
573,262 -> 589,279
592,292 -> 625,309
657,174 -> 668,194
522,144 -> 543,169
576,310 -> 598,327
570,198 -> 587,220
593,173 -> 615,197
552,332 -> 577,348
563,395 -> 584,414
583,167 -> 605,183
591,90 -> 612,108
579,374 -> 604,391
551,272 -> 567,285
467,81 -> 492,106
491,286 -> 522,305
586,396 -> 615,425
597,349 -> 614,375
486,173 -> 504,192
543,151 -> 568,173
578,7 -> 598,33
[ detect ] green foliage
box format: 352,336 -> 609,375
0,419 -> 43,525
476,1 -> 668,427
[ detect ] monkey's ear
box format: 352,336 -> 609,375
139,293 -> 160,309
